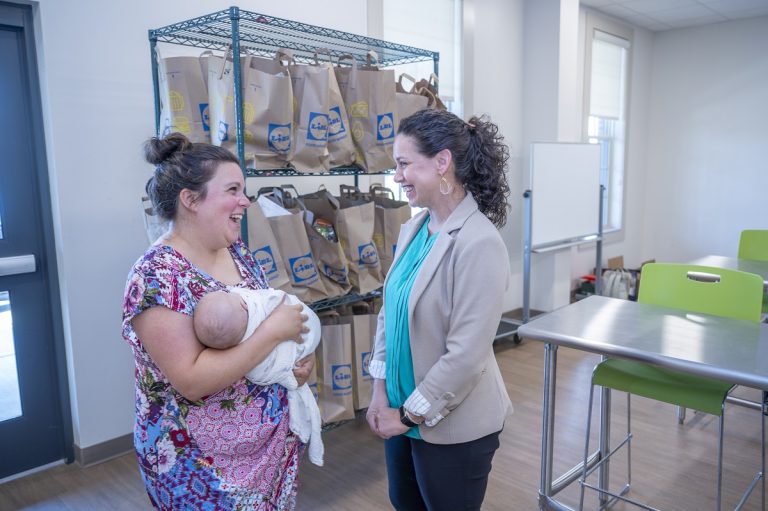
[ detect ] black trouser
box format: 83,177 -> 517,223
384,430 -> 501,511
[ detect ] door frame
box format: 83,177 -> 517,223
1,0 -> 73,466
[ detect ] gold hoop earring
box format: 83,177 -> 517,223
439,176 -> 454,196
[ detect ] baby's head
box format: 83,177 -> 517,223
194,290 -> 248,349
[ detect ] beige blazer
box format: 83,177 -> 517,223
372,193 -> 513,444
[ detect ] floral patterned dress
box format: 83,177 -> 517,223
122,240 -> 303,510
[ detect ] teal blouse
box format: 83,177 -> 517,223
385,217 -> 438,439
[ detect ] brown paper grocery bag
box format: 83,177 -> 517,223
317,320 -> 355,424
257,192 -> 328,303
288,62 -> 330,173
370,185 -> 412,274
340,311 -> 376,410
335,52 -> 397,172
302,190 -> 383,294
314,50 -> 356,169
141,196 -> 169,246
414,73 -> 447,111
157,52 -> 211,143
208,52 -> 294,168
245,196 -> 293,293
247,53 -> 294,169
395,73 -> 430,126
207,53 -> 246,152
298,188 -> 352,298
337,197 -> 384,293
303,220 -> 351,299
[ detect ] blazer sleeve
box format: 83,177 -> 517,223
413,225 -> 510,423
369,305 -> 387,379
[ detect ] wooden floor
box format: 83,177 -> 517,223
1,339 -> 765,510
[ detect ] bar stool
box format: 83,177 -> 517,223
578,263 -> 766,511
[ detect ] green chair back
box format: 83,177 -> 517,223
638,263 -> 763,322
738,229 -> 768,261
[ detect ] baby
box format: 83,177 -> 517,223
194,287 -> 324,466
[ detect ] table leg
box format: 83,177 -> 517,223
597,357 -> 616,506
540,343 -> 558,503
598,365 -> 612,506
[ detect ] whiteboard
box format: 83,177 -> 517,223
530,142 -> 601,249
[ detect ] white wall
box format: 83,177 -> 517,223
464,0 -> 524,311
642,16 -> 768,263
34,0 -> 366,449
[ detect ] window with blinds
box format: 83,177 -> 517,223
584,15 -> 632,233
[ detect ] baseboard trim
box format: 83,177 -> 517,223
74,433 -> 133,467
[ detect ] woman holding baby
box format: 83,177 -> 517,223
121,132 -> 314,510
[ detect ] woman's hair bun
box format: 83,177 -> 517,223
143,132 -> 193,165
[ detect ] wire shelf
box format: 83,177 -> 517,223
245,166 -> 394,177
308,289 -> 381,313
149,7 -> 438,66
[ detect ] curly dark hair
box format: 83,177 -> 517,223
143,132 -> 239,221
397,109 -> 511,228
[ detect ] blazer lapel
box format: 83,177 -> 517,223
407,194 -> 479,321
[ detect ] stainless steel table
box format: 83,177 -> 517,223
517,295 -> 768,511
689,255 -> 768,291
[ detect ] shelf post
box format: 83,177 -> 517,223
522,189 -> 532,323
433,53 -> 440,92
228,6 -> 249,242
148,31 -> 161,137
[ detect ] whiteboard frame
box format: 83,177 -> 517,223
520,142 -> 605,324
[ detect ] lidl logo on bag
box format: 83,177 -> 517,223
289,253 -> 319,283
253,245 -> 277,277
199,103 -> 210,132
268,123 -> 291,154
358,242 -> 380,267
332,364 -> 352,391
322,263 -> 350,285
217,120 -> 229,142
376,113 -> 394,141
361,352 -> 372,380
328,106 -> 346,137
307,112 -> 328,143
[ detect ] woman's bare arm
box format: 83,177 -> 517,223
133,301 -> 306,401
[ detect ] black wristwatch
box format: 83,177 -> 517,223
399,405 -> 419,428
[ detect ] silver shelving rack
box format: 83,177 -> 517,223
148,6 -> 439,177
148,6 -> 438,310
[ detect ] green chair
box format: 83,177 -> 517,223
739,230 -> 768,261
739,229 -> 768,318
578,263 -> 765,511
677,230 -> 768,426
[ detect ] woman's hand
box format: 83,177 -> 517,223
260,298 -> 307,345
293,354 -> 315,386
374,407 -> 410,439
366,379 -> 391,437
